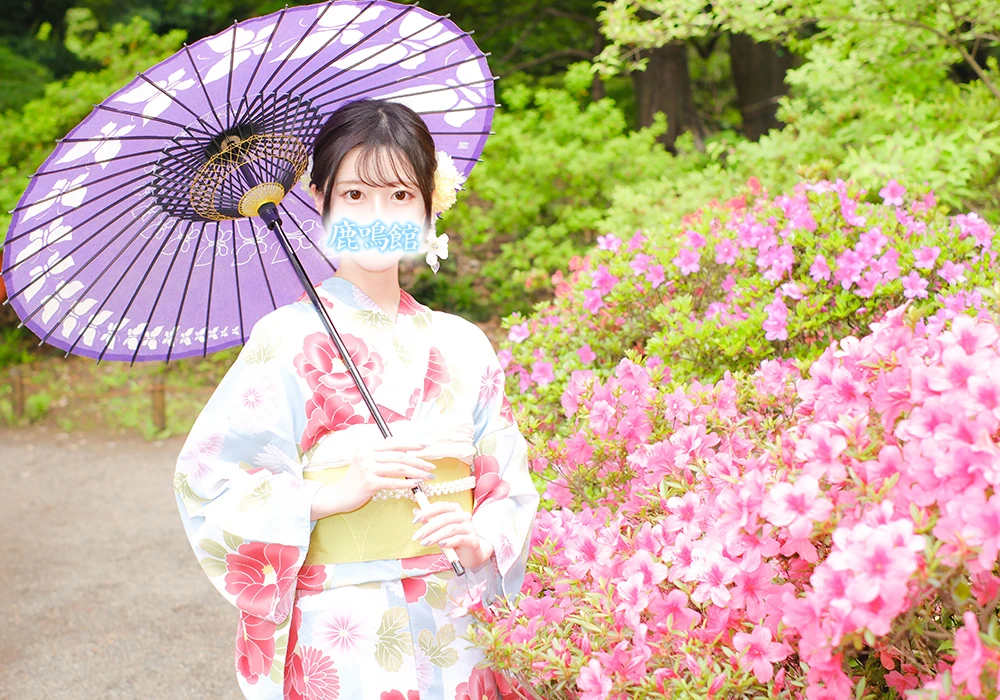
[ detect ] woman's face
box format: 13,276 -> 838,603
312,145 -> 426,272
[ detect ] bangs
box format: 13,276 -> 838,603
349,144 -> 420,189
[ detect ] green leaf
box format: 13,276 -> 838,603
199,538 -> 229,559
476,432 -> 498,457
418,625 -> 460,668
223,530 -> 244,552
174,472 -> 210,513
244,338 -> 277,365
423,580 -> 450,611
268,656 -> 284,684
198,557 -> 227,578
355,309 -> 393,331
238,480 -> 273,511
375,607 -> 414,672
412,310 -> 432,329
436,386 -> 455,414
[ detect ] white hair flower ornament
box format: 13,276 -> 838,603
423,150 -> 465,274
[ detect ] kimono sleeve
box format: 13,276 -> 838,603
172,309 -> 323,625
469,330 -> 540,607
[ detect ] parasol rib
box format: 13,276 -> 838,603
17,200 -> 159,328
88,213 -> 175,362
62,210 -> 171,357
130,219 -> 195,365
232,7 -> 289,125
165,221 -> 209,365
282,4 -> 431,97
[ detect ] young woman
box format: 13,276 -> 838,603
174,98 -> 539,699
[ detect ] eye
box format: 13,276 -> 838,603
393,190 -> 412,201
343,190 -> 363,201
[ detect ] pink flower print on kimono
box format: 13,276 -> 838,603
294,330 -> 386,452
283,604 -> 343,700
423,346 -> 452,401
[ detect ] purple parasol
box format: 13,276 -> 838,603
1,0 -> 495,367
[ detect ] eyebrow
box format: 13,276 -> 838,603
336,180 -> 415,187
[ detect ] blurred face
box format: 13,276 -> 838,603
312,145 -> 427,272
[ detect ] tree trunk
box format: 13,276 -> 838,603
590,26 -> 605,102
631,41 -> 705,152
728,33 -> 796,141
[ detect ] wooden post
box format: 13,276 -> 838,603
151,370 -> 166,432
11,366 -> 25,418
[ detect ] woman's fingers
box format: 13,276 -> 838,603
372,438 -> 430,452
414,521 -> 471,547
413,501 -> 461,521
373,464 -> 432,481
378,477 -> 427,491
412,505 -> 469,539
371,452 -> 436,470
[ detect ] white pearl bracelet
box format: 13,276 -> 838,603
371,475 -> 477,502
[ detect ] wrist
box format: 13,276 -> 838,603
458,536 -> 493,570
310,484 -> 345,520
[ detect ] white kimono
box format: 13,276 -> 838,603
173,275 -> 539,699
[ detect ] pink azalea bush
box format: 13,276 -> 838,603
458,179 -> 1000,698
467,299 -> 1000,698
502,178 -> 997,431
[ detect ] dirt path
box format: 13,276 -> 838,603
0,425 -> 244,700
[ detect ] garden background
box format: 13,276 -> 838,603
3,0 -> 1000,697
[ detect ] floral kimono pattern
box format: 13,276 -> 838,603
173,276 -> 540,699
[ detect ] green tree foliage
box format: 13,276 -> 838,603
433,67 -> 670,318
0,15 -> 186,247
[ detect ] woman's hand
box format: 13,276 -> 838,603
311,437 -> 437,518
411,502 -> 494,570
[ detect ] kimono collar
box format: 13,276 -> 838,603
317,275 -> 430,323
304,275 -> 434,422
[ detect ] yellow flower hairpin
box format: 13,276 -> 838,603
424,150 -> 466,274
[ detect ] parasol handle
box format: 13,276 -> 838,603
259,201 -> 466,578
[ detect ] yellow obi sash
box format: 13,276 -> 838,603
303,456 -> 474,565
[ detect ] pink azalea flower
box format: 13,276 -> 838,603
762,475 -> 834,539
530,360 -> 555,387
954,212 -> 994,248
952,611 -> 986,696
763,296 -> 789,341
937,260 -> 967,285
591,264 -> 620,295
732,625 -> 789,683
583,288 -> 605,313
630,253 -> 652,275
507,322 -> 529,343
686,230 -> 707,249
901,271 -> 928,299
645,264 -> 665,289
497,348 -> 512,370
577,344 -> 596,364
913,245 -> 940,269
596,233 -> 621,252
810,254 -> 831,282
577,658 -> 612,700
673,247 -> 701,276
879,179 -> 906,206
628,229 -> 647,250
715,238 -> 738,265
614,572 -> 650,628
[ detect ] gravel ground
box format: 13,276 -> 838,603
1,425 -> 244,700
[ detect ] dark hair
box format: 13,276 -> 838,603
308,98 -> 437,233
